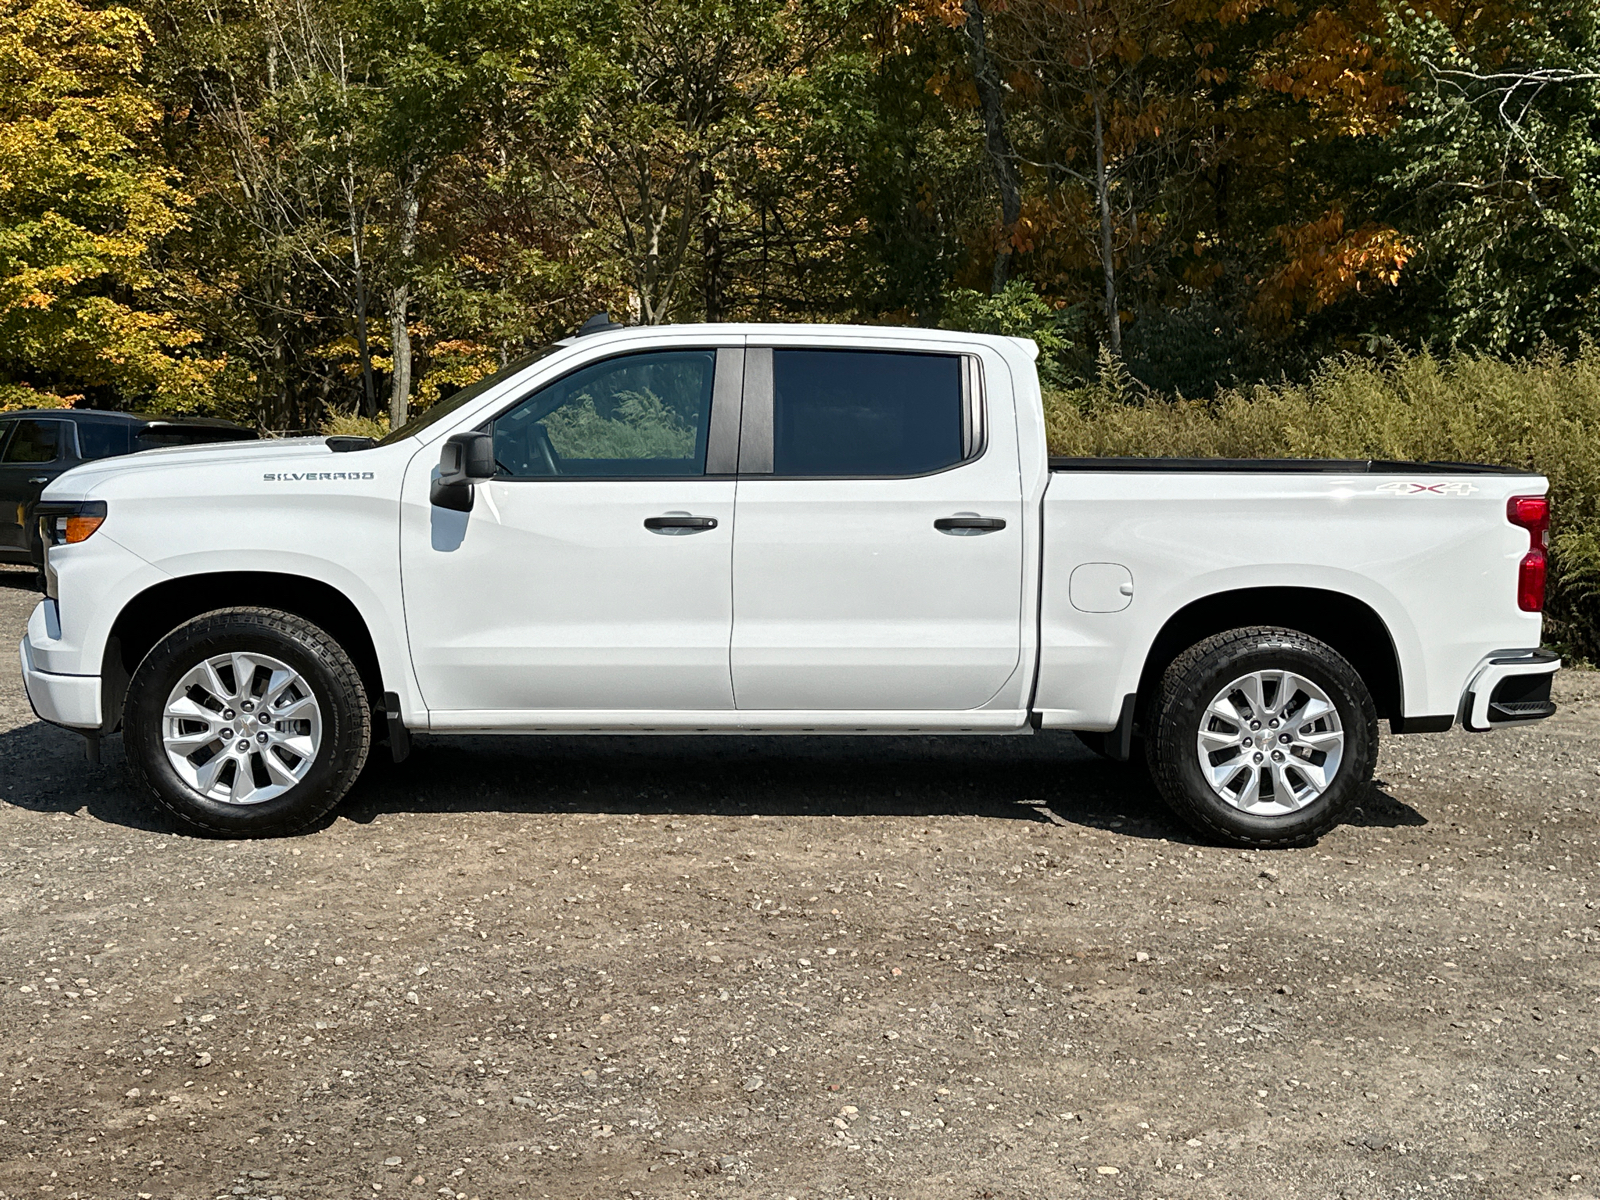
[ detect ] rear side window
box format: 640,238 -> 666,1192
2,420 -> 62,463
77,421 -> 133,459
770,350 -> 965,477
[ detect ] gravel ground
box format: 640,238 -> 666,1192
0,568 -> 1596,1200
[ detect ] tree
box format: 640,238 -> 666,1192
517,0 -> 869,326
360,0 -> 548,424
0,0 -> 222,411
1383,2 -> 1600,354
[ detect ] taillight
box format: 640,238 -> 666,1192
1507,494 -> 1550,612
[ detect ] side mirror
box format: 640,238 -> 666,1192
431,431 -> 495,511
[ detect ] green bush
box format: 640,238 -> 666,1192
939,281 -> 1080,388
1043,346 -> 1600,660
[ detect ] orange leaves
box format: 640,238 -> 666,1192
1253,207 -> 1412,331
1252,5 -> 1405,135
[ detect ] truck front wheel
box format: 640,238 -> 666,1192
124,608 -> 372,837
1146,626 -> 1378,848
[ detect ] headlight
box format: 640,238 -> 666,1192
35,501 -> 107,601
36,500 -> 107,547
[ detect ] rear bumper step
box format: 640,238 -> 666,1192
1462,649 -> 1560,732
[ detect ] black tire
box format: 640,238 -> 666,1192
1145,626 -> 1378,848
124,608 -> 371,837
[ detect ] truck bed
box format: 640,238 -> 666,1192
1049,457 -> 1535,475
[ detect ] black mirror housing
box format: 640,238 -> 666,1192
432,431 -> 495,511
438,431 -> 495,484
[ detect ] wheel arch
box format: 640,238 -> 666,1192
104,572 -> 384,730
1135,587 -> 1403,726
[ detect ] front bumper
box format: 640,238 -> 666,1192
1461,648 -> 1560,732
18,637 -> 101,731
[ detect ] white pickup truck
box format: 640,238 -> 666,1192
19,321 -> 1559,845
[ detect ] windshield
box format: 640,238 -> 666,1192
376,346 -> 561,446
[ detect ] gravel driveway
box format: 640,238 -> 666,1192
0,570 -> 1595,1200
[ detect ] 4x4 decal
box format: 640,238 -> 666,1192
1375,480 -> 1479,496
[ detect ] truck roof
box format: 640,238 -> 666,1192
559,322 -> 1035,353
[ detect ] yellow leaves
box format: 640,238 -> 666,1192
898,0 -> 969,31
1253,207 -> 1412,331
0,0 -> 219,409
0,382 -> 74,411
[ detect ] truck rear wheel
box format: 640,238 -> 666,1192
124,608 -> 371,837
1146,626 -> 1377,848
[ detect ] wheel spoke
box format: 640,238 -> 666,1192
1295,728 -> 1343,748
200,659 -> 233,704
164,728 -> 218,754
1292,696 -> 1334,728
1231,763 -> 1263,808
1236,674 -> 1269,719
192,751 -> 230,796
274,733 -> 317,762
231,653 -> 264,700
1198,724 -> 1244,749
1290,755 -> 1336,795
229,756 -> 255,803
1206,695 -> 1246,727
262,666 -> 300,709
272,695 -> 317,721
262,747 -> 302,788
165,695 -> 218,724
1270,758 -> 1308,807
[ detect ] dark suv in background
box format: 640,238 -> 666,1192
0,409 -> 256,569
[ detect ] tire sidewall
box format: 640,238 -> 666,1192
1153,631 -> 1377,846
125,612 -> 366,836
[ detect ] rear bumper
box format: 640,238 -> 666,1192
1461,648 -> 1560,732
18,638 -> 101,731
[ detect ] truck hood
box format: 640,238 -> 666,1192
44,437 -> 350,493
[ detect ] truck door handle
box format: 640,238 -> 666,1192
27,478 -> 48,485
644,514 -> 718,535
935,514 -> 1006,535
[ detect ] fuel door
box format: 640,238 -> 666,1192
1069,562 -> 1134,613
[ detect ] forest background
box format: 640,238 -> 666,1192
4,0 -> 1600,646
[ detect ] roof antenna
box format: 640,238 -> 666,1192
578,312 -> 622,336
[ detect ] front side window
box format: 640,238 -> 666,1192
771,350 -> 965,477
491,350 -> 716,478
2,420 -> 62,464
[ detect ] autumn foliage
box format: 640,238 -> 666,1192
0,0 -> 1593,422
